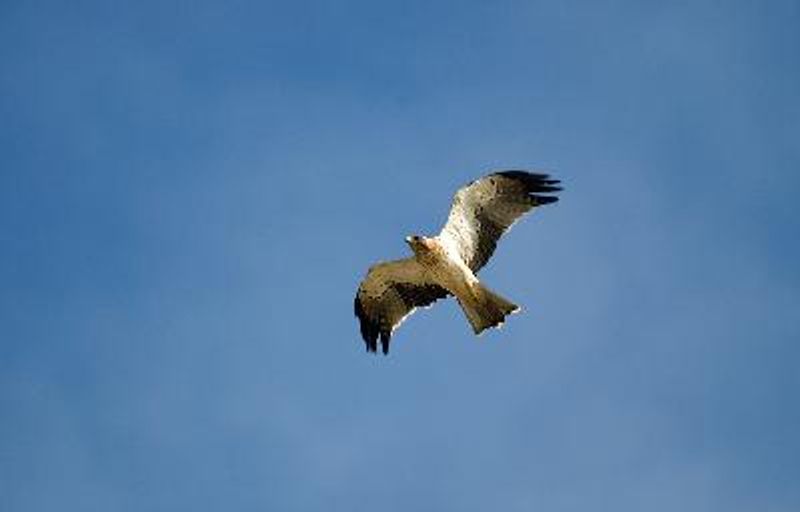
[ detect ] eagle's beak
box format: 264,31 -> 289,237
405,236 -> 413,244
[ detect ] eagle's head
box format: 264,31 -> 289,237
405,235 -> 434,255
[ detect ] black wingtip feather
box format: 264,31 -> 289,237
495,170 -> 549,181
380,331 -> 391,355
535,196 -> 559,205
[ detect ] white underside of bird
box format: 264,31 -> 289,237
405,234 -> 520,335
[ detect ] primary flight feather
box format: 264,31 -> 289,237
354,170 -> 561,354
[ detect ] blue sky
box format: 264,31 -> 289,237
2,1 -> 799,510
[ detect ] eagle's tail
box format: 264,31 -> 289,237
459,284 -> 520,335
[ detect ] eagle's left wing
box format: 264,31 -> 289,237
438,171 -> 561,272
355,258 -> 449,354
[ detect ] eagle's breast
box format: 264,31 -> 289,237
416,238 -> 478,295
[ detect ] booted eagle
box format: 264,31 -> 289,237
354,170 -> 561,354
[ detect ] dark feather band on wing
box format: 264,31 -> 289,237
494,170 -> 562,202
354,283 -> 449,355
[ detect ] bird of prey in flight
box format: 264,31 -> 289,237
354,170 -> 561,354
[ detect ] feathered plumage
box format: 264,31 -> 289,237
354,170 -> 561,354
440,171 -> 562,272
354,259 -> 449,354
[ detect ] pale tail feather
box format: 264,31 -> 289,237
458,284 -> 520,335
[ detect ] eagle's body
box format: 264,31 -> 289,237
355,170 -> 561,354
408,236 -> 477,295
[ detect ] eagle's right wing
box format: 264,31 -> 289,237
354,258 -> 449,354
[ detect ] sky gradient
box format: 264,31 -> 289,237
2,1 -> 799,510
